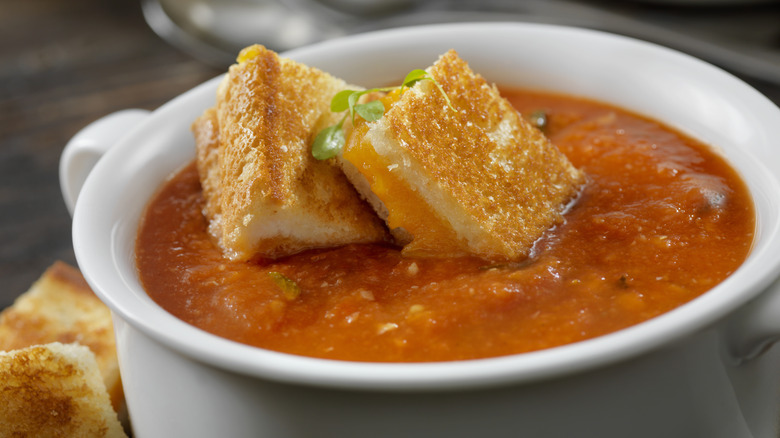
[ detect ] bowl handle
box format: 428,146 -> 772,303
724,275 -> 780,364
59,109 -> 150,216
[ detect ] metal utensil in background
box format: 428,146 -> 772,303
142,0 -> 780,84
141,0 -> 419,66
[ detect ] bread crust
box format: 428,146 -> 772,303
0,342 -> 127,437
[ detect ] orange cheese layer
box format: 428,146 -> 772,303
342,92 -> 464,256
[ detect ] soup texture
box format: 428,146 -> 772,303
136,89 -> 754,362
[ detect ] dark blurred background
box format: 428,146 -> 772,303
1,0 -> 222,308
1,0 -> 779,308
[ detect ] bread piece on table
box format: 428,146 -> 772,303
0,342 -> 127,437
0,261 -> 123,413
196,44 -> 388,261
339,50 -> 585,261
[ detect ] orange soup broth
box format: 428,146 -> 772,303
136,89 -> 754,362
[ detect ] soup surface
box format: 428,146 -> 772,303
137,89 -> 754,362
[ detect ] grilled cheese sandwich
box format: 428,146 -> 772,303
0,342 -> 127,437
195,45 -> 389,261
338,50 -> 585,261
0,262 -> 127,437
0,261 -> 123,413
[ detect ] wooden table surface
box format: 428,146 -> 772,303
2,0 -> 780,309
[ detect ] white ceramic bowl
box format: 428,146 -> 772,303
62,23 -> 780,437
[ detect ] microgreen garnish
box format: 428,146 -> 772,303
526,110 -> 549,133
311,69 -> 455,160
402,69 -> 452,109
354,99 -> 385,122
311,122 -> 345,161
268,271 -> 301,300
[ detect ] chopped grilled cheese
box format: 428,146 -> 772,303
195,45 -> 388,261
0,342 -> 127,438
0,261 -> 123,413
339,50 -> 585,261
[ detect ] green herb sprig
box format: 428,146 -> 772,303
312,69 -> 454,160
268,271 -> 301,300
526,109 -> 549,133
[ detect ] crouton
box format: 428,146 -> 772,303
0,342 -> 127,437
0,261 -> 123,413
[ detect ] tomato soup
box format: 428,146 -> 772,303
136,89 -> 754,362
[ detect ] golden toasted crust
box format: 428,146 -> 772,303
349,50 -> 585,261
197,45 -> 388,260
192,107 -> 224,242
0,342 -> 127,437
0,262 -> 123,412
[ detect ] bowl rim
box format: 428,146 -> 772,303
72,21 -> 780,391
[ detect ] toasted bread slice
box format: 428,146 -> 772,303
0,262 -> 123,413
0,342 -> 127,437
339,50 -> 585,261
193,107 -> 225,244
196,45 -> 388,260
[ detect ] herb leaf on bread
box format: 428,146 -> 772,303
312,70 -> 453,160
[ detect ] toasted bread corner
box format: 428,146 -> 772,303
0,342 -> 127,437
